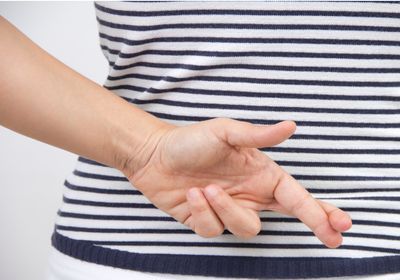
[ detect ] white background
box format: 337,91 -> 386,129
0,2 -> 108,279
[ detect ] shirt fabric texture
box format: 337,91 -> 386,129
46,247 -> 400,280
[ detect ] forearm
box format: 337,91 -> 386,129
0,16 -> 171,173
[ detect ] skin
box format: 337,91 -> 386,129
124,118 -> 352,247
0,16 -> 352,248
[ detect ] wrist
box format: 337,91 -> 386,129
106,104 -> 175,178
117,122 -> 174,179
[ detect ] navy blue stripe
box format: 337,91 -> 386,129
106,83 -> 400,102
276,161 -> 400,168
62,196 -> 156,208
100,45 -> 120,55
290,175 -> 400,181
108,72 -> 400,87
94,3 -> 400,19
340,207 -> 400,214
150,111 -> 400,128
310,188 -> 400,194
57,211 -> 400,228
290,134 -> 400,141
56,225 -> 195,234
317,196 -> 400,201
64,180 -> 140,195
262,147 -> 400,155
53,226 -> 262,235
78,156 -> 107,167
58,210 -> 173,221
357,1 -> 400,3
99,32 -> 400,47
111,60 -> 400,74
365,1 -> 400,3
100,45 -> 400,60
97,17 -> 400,33
123,97 -> 400,114
72,170 -> 128,181
52,231 -> 400,278
154,73 -> 394,91
352,219 -> 400,228
55,225 -> 400,241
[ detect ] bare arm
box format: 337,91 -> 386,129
0,16 -> 171,172
0,16 -> 352,244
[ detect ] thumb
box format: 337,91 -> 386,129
216,119 -> 296,148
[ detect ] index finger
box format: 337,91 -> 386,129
273,171 -> 343,248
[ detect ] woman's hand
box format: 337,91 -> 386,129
0,16 -> 351,248
122,118 -> 352,248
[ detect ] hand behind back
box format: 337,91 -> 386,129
123,118 -> 352,248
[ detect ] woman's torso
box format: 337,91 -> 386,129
52,1 -> 400,278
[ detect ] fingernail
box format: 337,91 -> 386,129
205,185 -> 219,197
187,188 -> 199,201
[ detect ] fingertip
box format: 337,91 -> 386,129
325,232 -> 343,249
270,120 -> 296,142
276,120 -> 296,131
286,120 -> 297,136
314,220 -> 343,249
317,201 -> 352,233
285,119 -> 297,128
343,218 -> 353,231
337,217 -> 352,232
329,209 -> 353,232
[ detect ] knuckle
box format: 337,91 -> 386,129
215,117 -> 231,124
192,201 -> 209,214
313,220 -> 329,236
182,216 -> 193,229
290,192 -> 313,214
188,194 -> 209,214
268,161 -> 283,183
212,117 -> 238,130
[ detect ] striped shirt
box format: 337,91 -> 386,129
51,1 -> 400,278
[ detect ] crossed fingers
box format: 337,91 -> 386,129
185,173 -> 352,248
